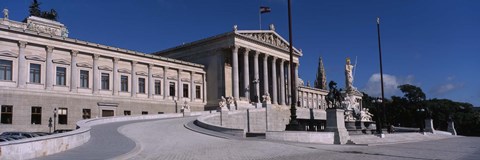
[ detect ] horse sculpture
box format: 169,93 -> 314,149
325,81 -> 344,109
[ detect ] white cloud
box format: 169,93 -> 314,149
362,73 -> 416,97
430,83 -> 464,96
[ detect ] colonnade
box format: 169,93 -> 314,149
298,87 -> 328,110
231,45 -> 298,105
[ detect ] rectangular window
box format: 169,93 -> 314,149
142,111 -> 148,115
0,60 -> 12,81
1,105 -> 13,124
31,106 -> 41,124
29,63 -> 41,83
56,67 -> 66,86
183,84 -> 189,98
101,73 -> 109,90
196,85 -> 201,99
138,78 -> 145,93
169,82 -> 175,97
82,109 -> 91,119
121,75 -> 128,92
155,80 -> 161,95
80,70 -> 89,88
58,108 -> 68,125
124,110 -> 131,116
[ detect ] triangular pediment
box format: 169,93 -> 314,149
236,30 -> 302,55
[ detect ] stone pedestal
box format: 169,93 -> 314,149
424,119 -> 435,133
325,108 -> 350,144
448,121 -> 457,135
182,111 -> 191,117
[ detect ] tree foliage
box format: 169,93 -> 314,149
364,84 -> 480,136
28,0 -> 58,21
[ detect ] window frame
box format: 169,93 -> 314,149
1,105 -> 13,124
0,59 -> 13,81
183,83 -> 189,98
138,77 -> 145,94
120,75 -> 129,92
169,82 -> 176,97
101,72 -> 110,90
154,80 -> 161,95
196,85 -> 201,99
31,106 -> 42,125
58,108 -> 68,125
29,63 -> 41,83
80,70 -> 89,88
56,67 -> 67,86
82,109 -> 91,119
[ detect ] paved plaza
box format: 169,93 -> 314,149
36,117 -> 480,160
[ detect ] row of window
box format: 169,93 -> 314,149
1,59 -> 202,99
0,105 -> 164,125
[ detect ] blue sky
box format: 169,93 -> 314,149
2,0 -> 479,106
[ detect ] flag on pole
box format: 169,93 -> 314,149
260,6 -> 271,14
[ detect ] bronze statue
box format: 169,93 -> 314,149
325,81 -> 343,109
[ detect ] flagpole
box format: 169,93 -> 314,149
377,17 -> 386,135
285,0 -> 300,131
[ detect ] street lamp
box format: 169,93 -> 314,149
372,98 -> 383,134
416,107 -> 425,132
48,117 -> 52,133
53,108 -> 57,132
285,0 -> 301,131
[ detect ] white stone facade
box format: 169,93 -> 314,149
0,17 -> 206,132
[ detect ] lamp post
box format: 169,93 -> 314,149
372,98 -> 383,134
53,108 -> 57,132
48,117 -> 52,133
285,0 -> 301,131
376,17 -> 387,134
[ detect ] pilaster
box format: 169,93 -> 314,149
271,57 -> 278,104
92,54 -> 100,94
113,57 -> 119,95
45,46 -> 54,90
243,48 -> 250,101
131,61 -> 137,97
70,50 -> 78,92
17,41 -> 27,88
148,64 -> 153,98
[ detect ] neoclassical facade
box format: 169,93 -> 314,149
0,16 -> 206,132
154,25 -> 304,109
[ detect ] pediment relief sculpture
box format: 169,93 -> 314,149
0,50 -> 18,58
25,55 -> 46,62
239,32 -> 289,50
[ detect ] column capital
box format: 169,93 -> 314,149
18,41 -> 27,48
148,64 -> 154,69
93,54 -> 100,60
232,45 -> 240,51
244,48 -> 251,53
164,66 -> 169,70
253,51 -> 260,57
113,57 -> 120,62
280,58 -> 285,63
71,50 -> 78,57
46,46 -> 54,53
272,56 -> 278,61
131,60 -> 137,65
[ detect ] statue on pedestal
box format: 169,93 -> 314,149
325,81 -> 343,109
345,58 -> 355,92
262,93 -> 271,104
3,9 -> 8,20
181,101 -> 191,113
360,108 -> 373,121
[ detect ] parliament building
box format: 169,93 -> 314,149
0,12 -> 329,132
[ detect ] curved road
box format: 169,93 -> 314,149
41,117 -> 480,160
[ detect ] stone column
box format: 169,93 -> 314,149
45,46 -> 54,90
163,66 -> 169,100
262,54 -> 269,96
178,69 -> 182,101
202,73 -> 206,103
17,41 -> 27,88
295,63 -> 299,87
243,49 -> 250,101
232,46 -> 240,100
113,58 -> 119,95
190,71 -> 194,102
131,61 -> 137,97
279,59 -> 285,105
148,64 -> 153,98
92,54 -> 100,94
287,62 -> 291,105
271,57 -> 278,104
70,50 -> 78,92
253,51 -> 260,102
